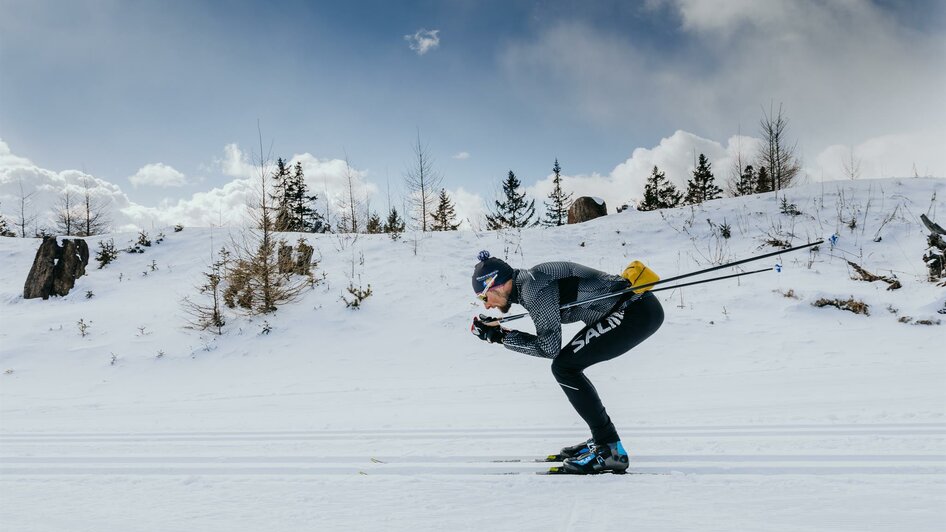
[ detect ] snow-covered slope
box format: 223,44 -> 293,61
1,178 -> 944,531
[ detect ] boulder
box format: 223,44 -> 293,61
568,196 -> 608,224
23,237 -> 90,299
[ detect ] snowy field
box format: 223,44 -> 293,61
1,178 -> 944,531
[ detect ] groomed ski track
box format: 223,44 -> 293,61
2,424 -> 944,530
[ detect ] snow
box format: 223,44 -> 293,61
1,178 -> 945,531
591,196 -> 605,206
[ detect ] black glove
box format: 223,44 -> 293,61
471,315 -> 506,344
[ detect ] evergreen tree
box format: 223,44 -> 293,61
638,166 -> 683,211
684,154 -> 722,205
366,212 -> 383,234
430,189 -> 461,231
383,206 -> 406,234
287,162 -> 326,232
755,166 -> 772,193
543,158 -> 572,226
0,205 -> 15,237
485,171 -> 537,229
734,165 -> 756,197
269,158 -> 293,231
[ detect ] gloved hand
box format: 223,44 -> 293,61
471,314 -> 507,344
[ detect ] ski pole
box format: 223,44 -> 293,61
485,240 -> 822,324
648,266 -> 771,293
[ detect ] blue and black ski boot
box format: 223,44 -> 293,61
562,441 -> 629,474
543,438 -> 594,462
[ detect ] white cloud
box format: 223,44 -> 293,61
0,140 -> 381,233
527,130 -> 763,213
404,29 -> 440,55
452,151 -> 471,160
448,187 -> 485,230
0,139 -> 134,233
501,4 -> 946,176
0,139 -> 33,168
216,142 -> 257,179
665,0 -> 791,34
814,131 -> 945,180
129,163 -> 187,187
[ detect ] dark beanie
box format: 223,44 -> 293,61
472,250 -> 514,293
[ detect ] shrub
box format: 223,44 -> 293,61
342,283 -> 372,309
96,239 -> 119,268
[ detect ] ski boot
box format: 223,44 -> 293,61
543,438 -> 594,462
562,441 -> 629,474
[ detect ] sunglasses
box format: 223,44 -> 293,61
476,273 -> 499,302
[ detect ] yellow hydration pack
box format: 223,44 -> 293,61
621,260 -> 660,294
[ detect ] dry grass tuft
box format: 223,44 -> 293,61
813,297 -> 870,316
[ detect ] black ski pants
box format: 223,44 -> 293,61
551,292 -> 664,445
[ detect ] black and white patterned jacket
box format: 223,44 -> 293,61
503,262 -> 632,359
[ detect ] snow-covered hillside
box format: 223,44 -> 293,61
2,178 -> 944,531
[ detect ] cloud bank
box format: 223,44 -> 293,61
501,1 -> 945,176
1,128 -> 937,236
0,140 -> 379,234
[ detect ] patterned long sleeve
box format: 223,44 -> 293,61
503,281 -> 562,359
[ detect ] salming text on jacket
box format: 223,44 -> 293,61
503,262 -> 631,359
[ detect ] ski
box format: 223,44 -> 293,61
537,466 -> 664,475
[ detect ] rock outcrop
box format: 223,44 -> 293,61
568,197 -> 608,224
23,237 -> 90,299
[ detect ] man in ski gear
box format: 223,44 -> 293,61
471,251 -> 664,474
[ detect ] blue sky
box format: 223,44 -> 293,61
1,0 -> 944,230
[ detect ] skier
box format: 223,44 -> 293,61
470,251 -> 664,474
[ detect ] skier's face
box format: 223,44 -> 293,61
482,280 -> 512,313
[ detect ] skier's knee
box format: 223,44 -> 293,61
551,357 -> 576,381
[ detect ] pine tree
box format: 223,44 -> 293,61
543,158 -> 572,226
734,165 -> 756,197
638,166 -> 683,211
269,158 -> 293,231
684,154 -> 722,205
366,212 -> 383,234
755,166 -> 772,193
383,206 -> 406,236
430,189 -> 460,231
0,205 -> 15,237
287,162 -> 326,232
485,171 -> 537,229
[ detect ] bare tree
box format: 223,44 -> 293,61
403,130 -> 442,232
842,146 -> 861,180
14,178 -> 38,237
726,130 -> 748,197
77,177 -> 110,236
337,152 -> 362,233
757,103 -> 801,192
54,189 -> 79,235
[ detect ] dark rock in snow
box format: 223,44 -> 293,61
568,196 -> 608,224
23,236 -> 90,299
